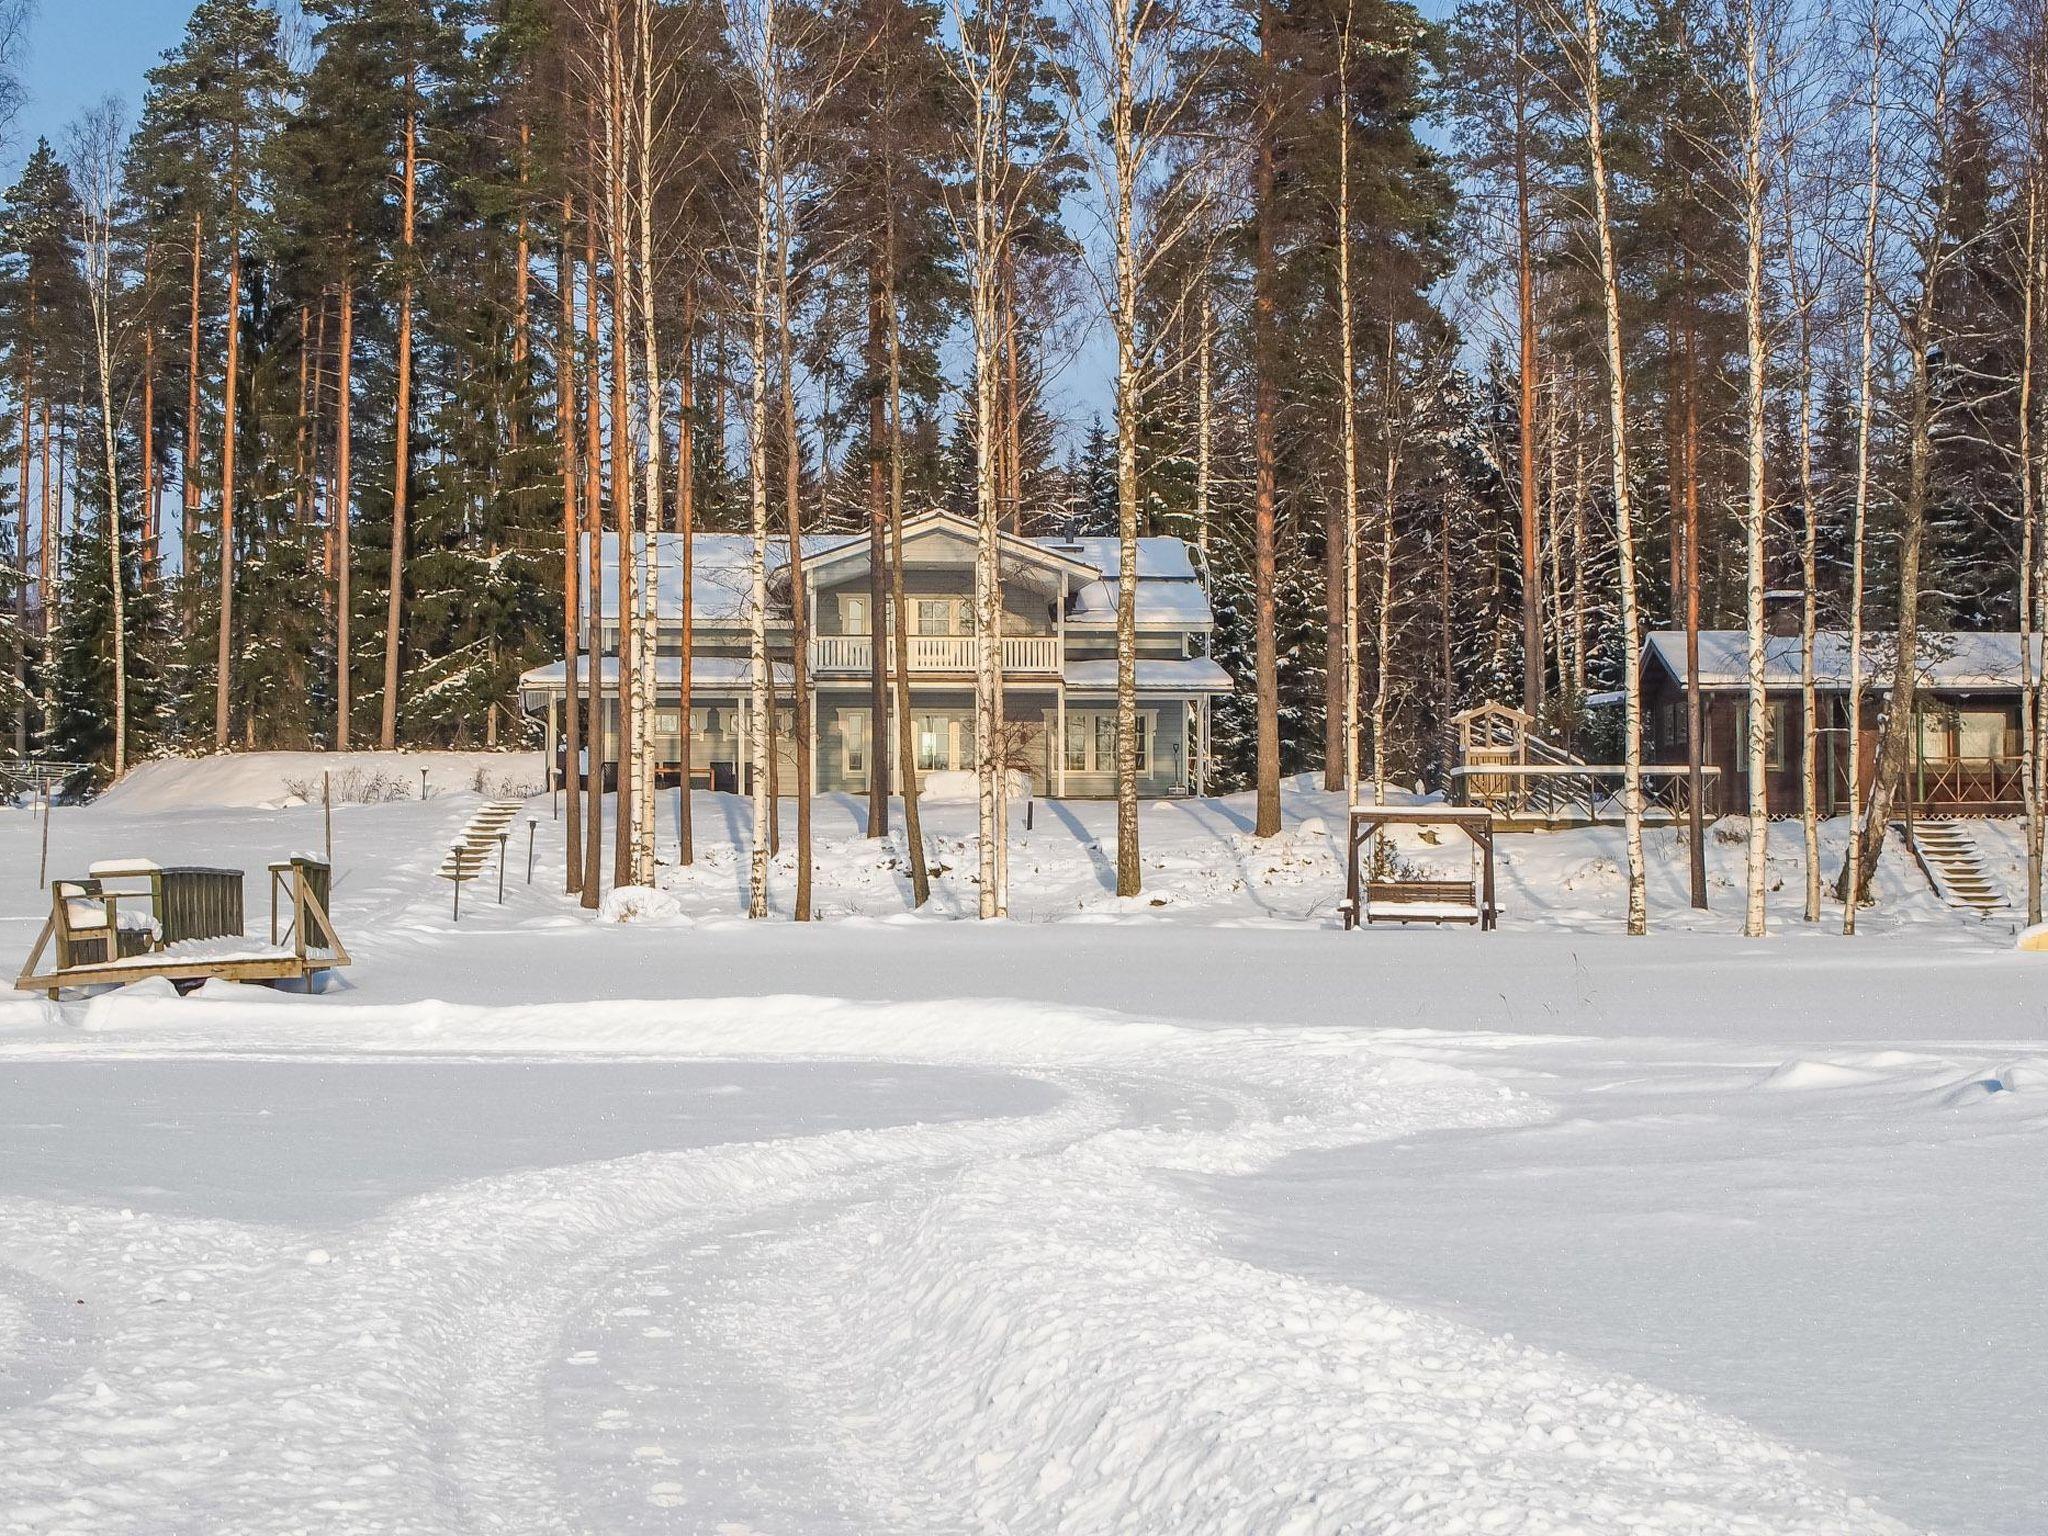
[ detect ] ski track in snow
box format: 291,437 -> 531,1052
0,996 -> 1922,1536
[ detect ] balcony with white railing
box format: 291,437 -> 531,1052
811,634 -> 1062,675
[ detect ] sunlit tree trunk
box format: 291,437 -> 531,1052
379,86 -> 418,750
1579,0 -> 1648,933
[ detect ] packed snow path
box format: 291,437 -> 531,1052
0,996 -> 1923,1536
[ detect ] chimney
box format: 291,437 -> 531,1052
1763,589 -> 1803,638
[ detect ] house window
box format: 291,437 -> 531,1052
915,713 -> 966,772
1066,710 -> 1150,774
841,710 -> 870,777
841,594 -> 870,635
916,598 -> 970,636
655,711 -> 681,736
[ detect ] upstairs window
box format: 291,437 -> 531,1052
840,594 -> 870,635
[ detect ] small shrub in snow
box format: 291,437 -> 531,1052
599,885 -> 689,925
283,769 -> 413,805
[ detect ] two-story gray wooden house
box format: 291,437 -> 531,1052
518,510 -> 1232,799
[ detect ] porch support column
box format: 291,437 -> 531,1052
545,692 -> 559,789
1055,571 -> 1068,799
1055,684 -> 1068,798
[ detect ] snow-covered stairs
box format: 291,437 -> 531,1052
437,799 -> 527,888
1910,819 -> 2007,915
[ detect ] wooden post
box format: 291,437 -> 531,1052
38,779 -> 50,889
323,771 -> 333,866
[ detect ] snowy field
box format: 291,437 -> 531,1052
0,752 -> 2042,1534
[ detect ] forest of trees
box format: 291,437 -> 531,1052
1,0 -> 2046,933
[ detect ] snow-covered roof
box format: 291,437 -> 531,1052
589,533 -> 837,627
1042,536 -> 1200,581
1061,658 -> 1234,694
590,526 -> 1213,631
1645,630 -> 2048,691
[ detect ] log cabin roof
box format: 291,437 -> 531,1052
1644,630 -> 2048,692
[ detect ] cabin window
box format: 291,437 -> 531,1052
841,594 -> 871,635
1957,709 -> 2007,761
1734,700 -> 1789,772
1066,710 -> 1150,774
654,711 -> 681,736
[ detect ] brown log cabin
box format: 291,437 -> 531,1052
1641,599 -> 2043,818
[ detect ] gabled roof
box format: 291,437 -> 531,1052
588,521 -> 1215,631
1644,630 -> 2048,691
803,509 -> 1103,584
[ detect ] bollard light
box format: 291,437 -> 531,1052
527,817 -> 539,885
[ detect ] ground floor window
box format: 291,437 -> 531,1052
1734,699 -> 1789,773
1065,709 -> 1151,774
914,713 -> 970,772
839,709 -> 870,778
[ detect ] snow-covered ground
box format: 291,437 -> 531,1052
0,755 -> 2041,1534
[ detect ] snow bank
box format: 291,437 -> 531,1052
98,751 -> 545,813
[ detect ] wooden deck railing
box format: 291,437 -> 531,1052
1451,762 -> 1721,824
811,635 -> 1062,674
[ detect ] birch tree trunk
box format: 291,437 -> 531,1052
1337,13 -> 1361,799
1739,0 -> 1771,938
1252,5 -> 1281,839
1513,0 -> 1543,721
885,263 -> 930,905
746,0 -> 778,920
1781,159 -> 1822,922
1579,0 -> 1649,934
632,0 -> 663,888
2020,152 -> 2045,924
1842,8 -> 1882,932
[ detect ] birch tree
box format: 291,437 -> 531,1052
1569,0 -> 1650,933
1066,0 -> 1216,895
70,101 -> 133,776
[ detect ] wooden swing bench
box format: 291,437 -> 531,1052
1338,805 -> 1498,931
17,857 -> 349,999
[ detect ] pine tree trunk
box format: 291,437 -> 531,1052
380,97 -> 418,751
14,278 -> 30,758
559,200 -> 583,896
1783,181 -> 1823,922
214,230 -> 242,749
184,213 -> 202,610
335,260 -> 354,750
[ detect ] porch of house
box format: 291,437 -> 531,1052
524,680 -> 1215,801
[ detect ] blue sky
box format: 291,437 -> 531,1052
13,2 -> 192,159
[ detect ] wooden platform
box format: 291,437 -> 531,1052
17,859 -> 349,999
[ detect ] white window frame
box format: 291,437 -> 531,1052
840,593 -> 871,636
839,709 -> 871,778
1065,709 -> 1152,774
